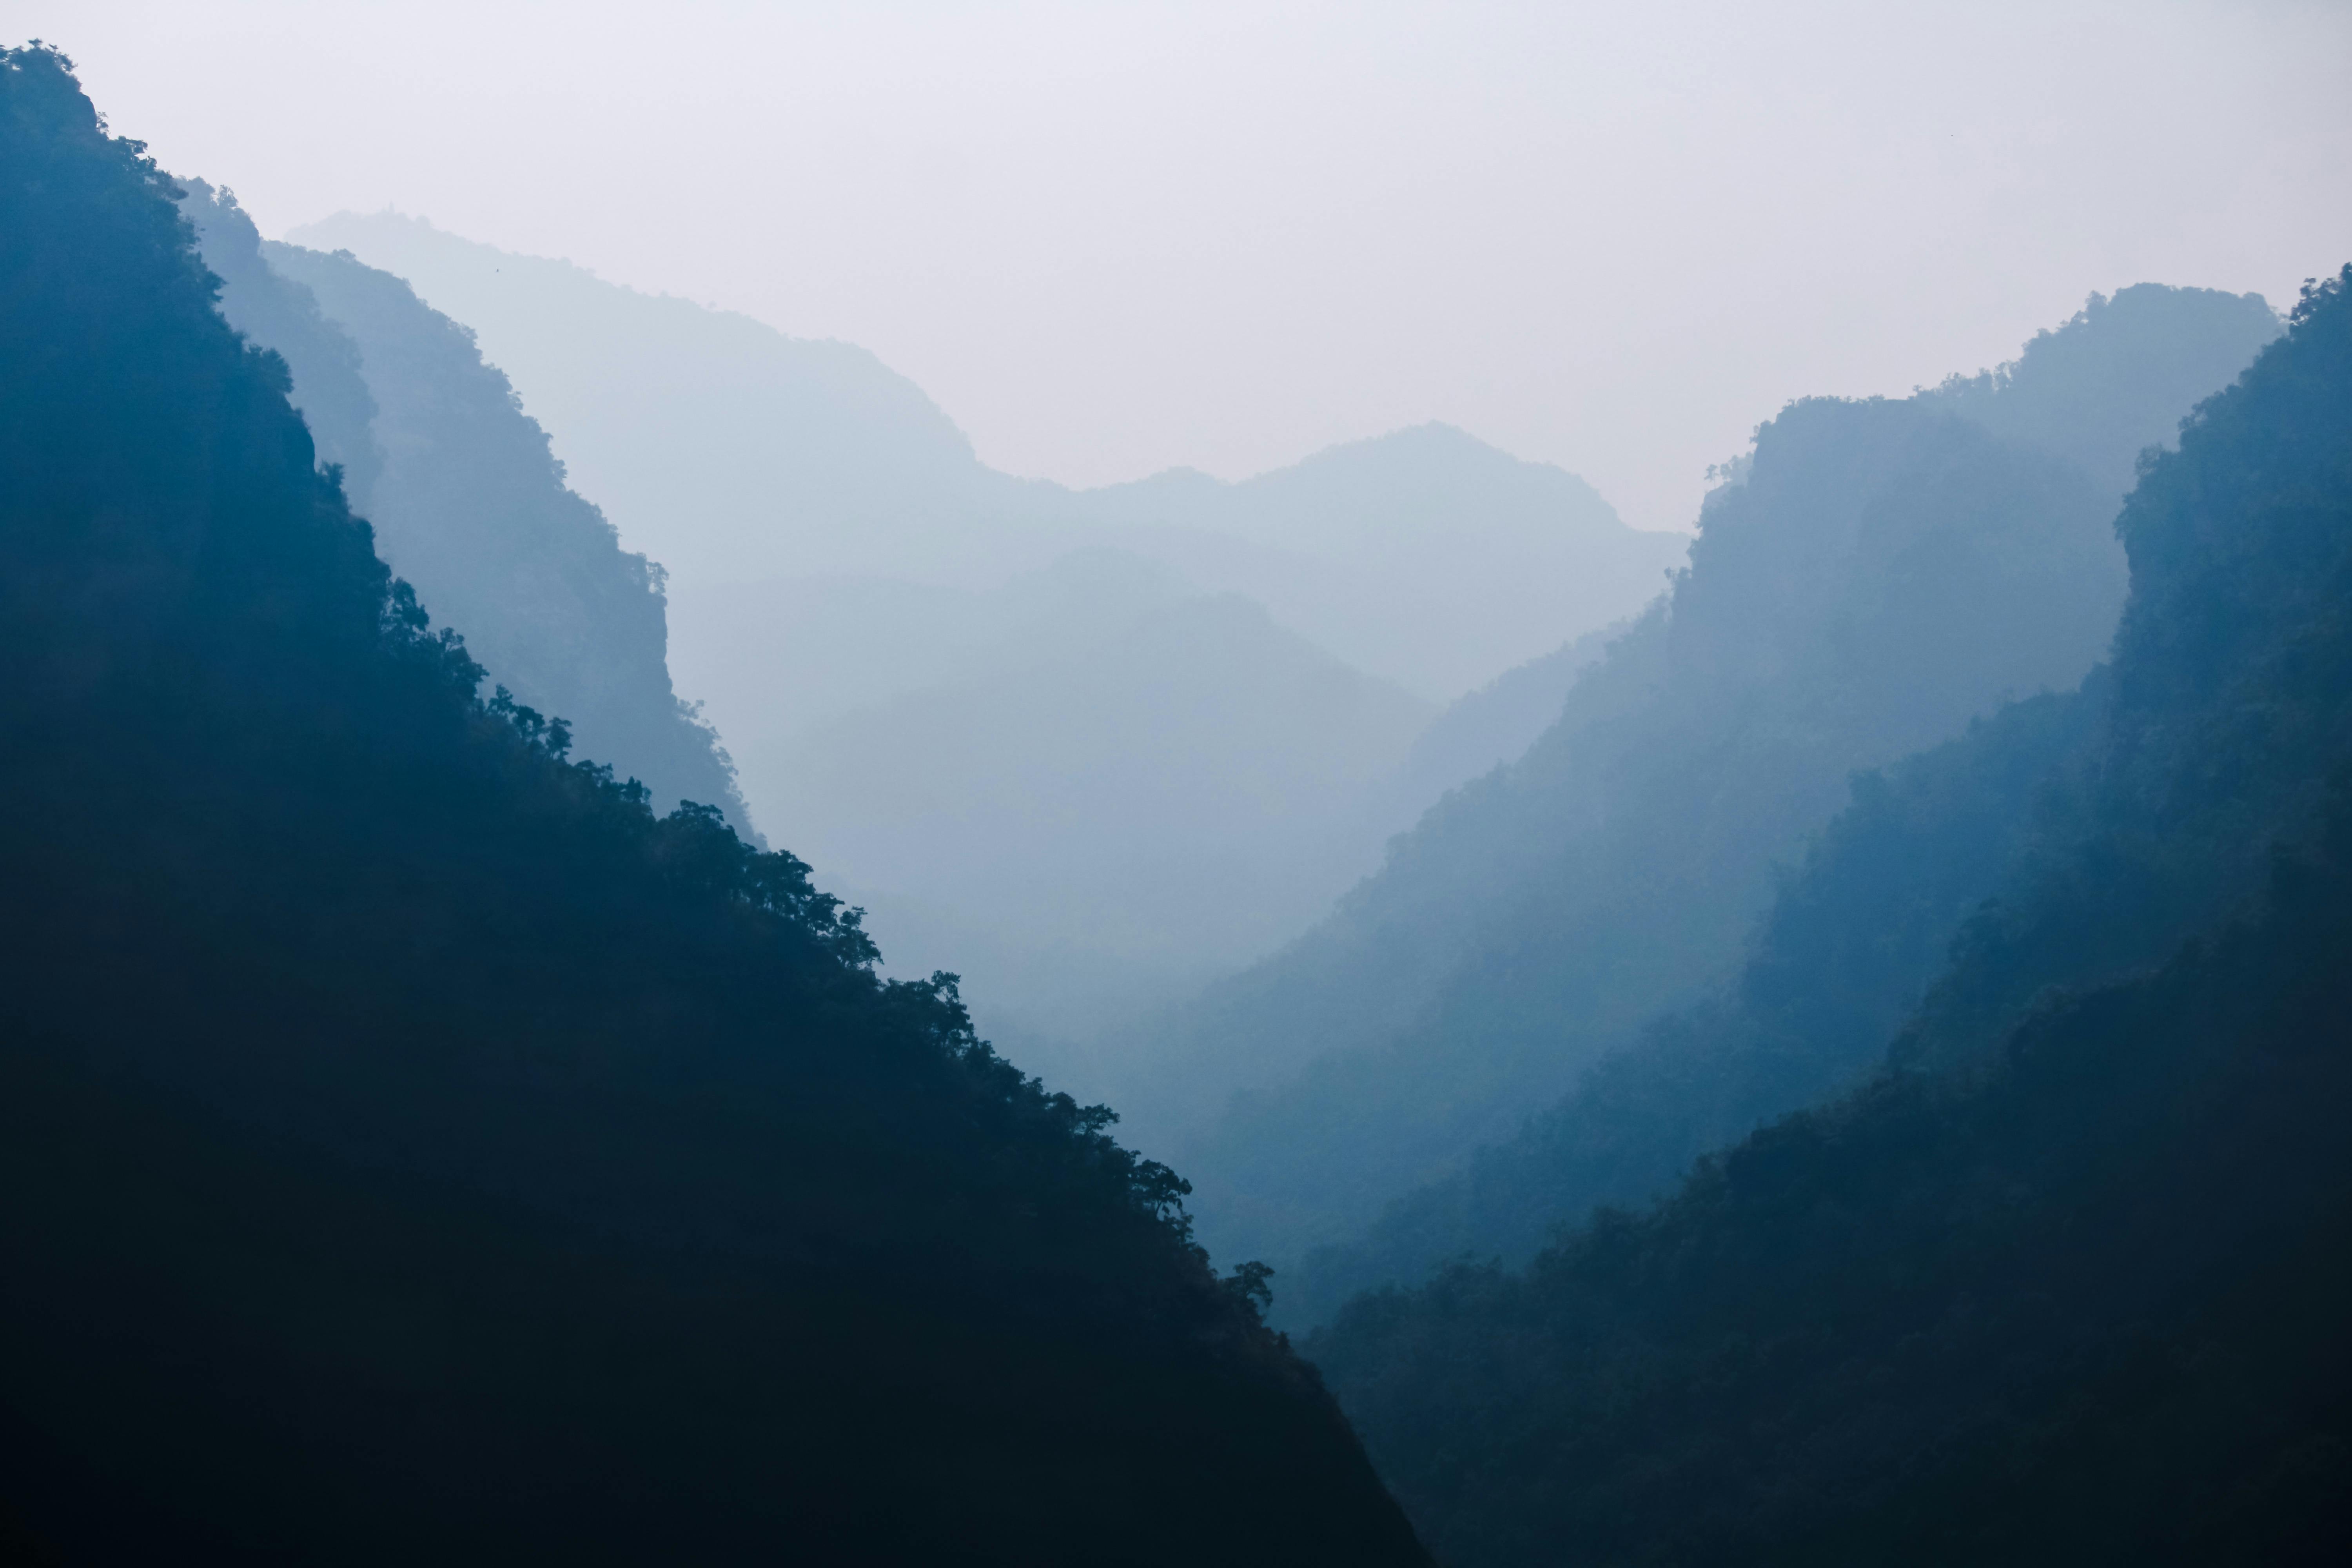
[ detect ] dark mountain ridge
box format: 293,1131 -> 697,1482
1289,679 -> 2102,1322
0,47 -> 1425,1566
1273,286 -> 2287,1324
1308,263 -> 2352,1566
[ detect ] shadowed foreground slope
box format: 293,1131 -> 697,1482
0,49 -> 1425,1568
1312,269 -> 2352,1567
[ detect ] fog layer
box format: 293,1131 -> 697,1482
285,210 -> 1686,1042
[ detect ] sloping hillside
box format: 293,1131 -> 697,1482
287,211 -> 1687,703
183,188 -> 750,829
1123,285 -> 2277,1273
1309,265 -> 2352,1568
287,209 -> 991,587
0,48 -> 1426,1567
1288,682 -> 2101,1323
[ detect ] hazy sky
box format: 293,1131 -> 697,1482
15,0 -> 2351,530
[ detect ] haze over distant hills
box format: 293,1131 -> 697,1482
15,19 -> 2352,1563
756,560 -> 1434,1013
281,209 -> 1688,1044
289,212 -> 993,587
1117,285 -> 2283,1282
287,210 -> 1687,703
674,545 -> 1626,1061
180,184 -> 752,831
1058,425 -> 1675,700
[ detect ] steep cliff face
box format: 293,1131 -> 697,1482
183,185 -> 752,831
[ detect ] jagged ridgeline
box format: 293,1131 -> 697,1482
1286,287 -> 2297,1327
0,48 -> 1427,1566
1129,280 -> 2280,1288
176,179 -> 754,835
1290,681 -> 2108,1325
1312,269 -> 2352,1566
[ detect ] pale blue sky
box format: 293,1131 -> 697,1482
13,0 -> 2350,530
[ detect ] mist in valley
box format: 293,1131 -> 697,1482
268,203 -> 1687,1064
6,4 -> 2352,1563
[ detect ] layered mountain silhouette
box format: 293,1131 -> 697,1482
1115,284 -> 2281,1282
182,185 -> 752,831
1277,285 -> 2297,1324
287,209 -> 1688,703
758,563 -> 1434,1025
0,47 -> 1428,1566
1379,618 -> 1628,826
687,547 -> 1638,1069
15,20 -> 2346,1566
278,211 -> 1688,1039
1063,425 -> 1682,698
1309,264 -> 2352,1568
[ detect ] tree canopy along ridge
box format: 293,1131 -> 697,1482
174,183 -> 754,834
1309,265 -> 2352,1566
0,47 -> 1426,1566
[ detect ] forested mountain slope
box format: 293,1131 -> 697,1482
1122,287 -> 2278,1274
1311,264 -> 2352,1568
179,186 -> 750,830
1288,683 -> 2102,1323
1283,290 -> 2288,1324
287,212 -> 1689,1049
1922,283 -> 2285,498
175,178 -> 383,506
0,48 -> 1426,1566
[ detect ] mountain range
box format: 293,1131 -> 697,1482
11,32 -> 2346,1564
1310,262 -> 2352,1568
1115,282 -> 2282,1285
282,209 -> 1688,1035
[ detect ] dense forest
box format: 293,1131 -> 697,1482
1309,266 -> 2352,1564
0,47 -> 1427,1565
1114,284 -> 2279,1277
6,21 -> 2346,1564
1289,682 -> 2104,1323
178,183 -> 753,831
